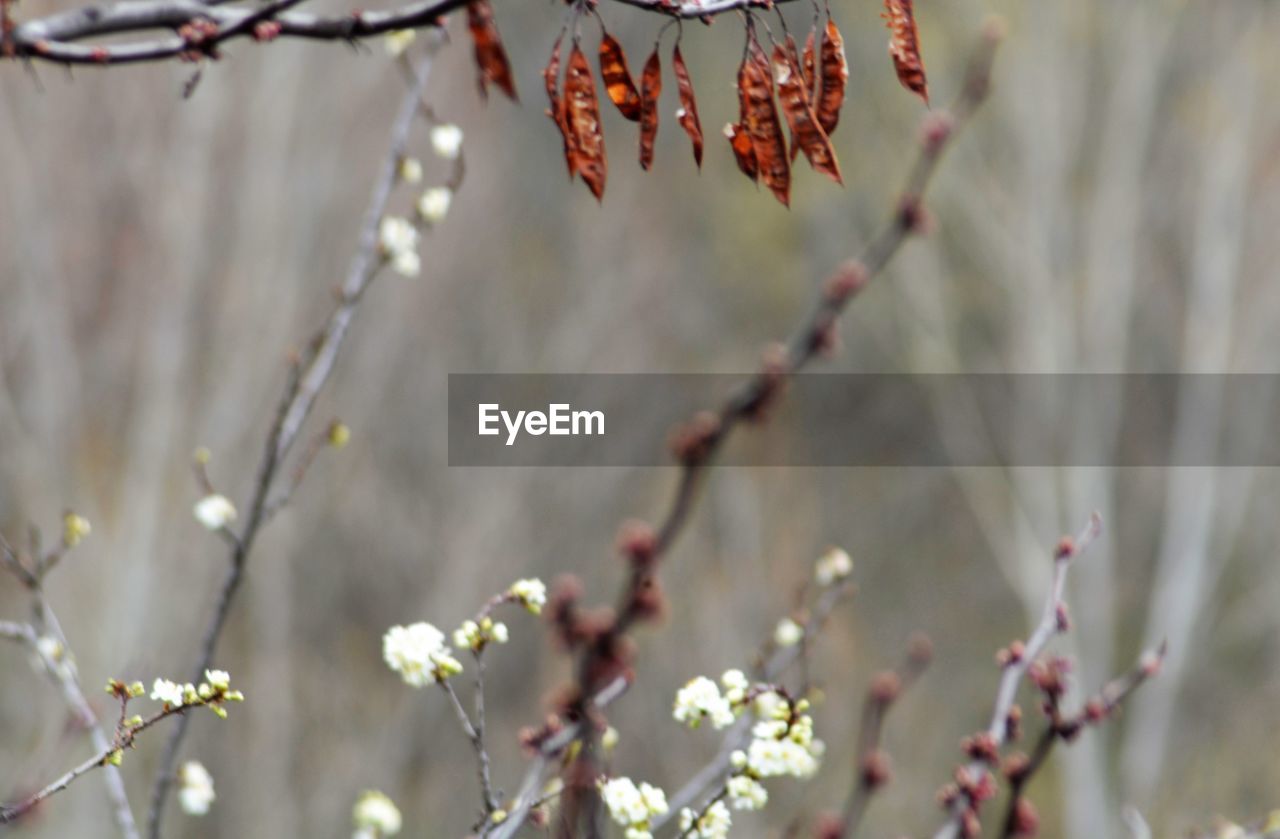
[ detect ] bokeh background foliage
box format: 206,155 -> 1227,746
2,0 -> 1279,836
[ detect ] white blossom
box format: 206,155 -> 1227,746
453,618 -> 508,651
416,187 -> 452,225
720,669 -> 748,705
353,789 -> 402,836
745,735 -> 819,779
673,676 -> 734,730
193,494 -> 237,531
151,678 -> 185,707
204,669 -> 230,691
773,618 -> 804,647
398,156 -> 423,184
378,216 -> 421,277
509,578 -> 547,614
63,512 -> 91,547
814,547 -> 853,586
384,29 -> 415,57
600,777 -> 668,834
726,775 -> 768,811
430,124 -> 464,159
382,622 -> 463,686
680,800 -> 732,839
178,761 -> 215,816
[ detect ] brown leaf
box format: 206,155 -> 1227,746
672,44 -> 704,168
772,44 -> 842,185
724,122 -> 758,182
599,33 -> 643,121
639,48 -> 661,171
784,34 -> 807,163
467,0 -> 517,101
545,34 -> 576,180
802,28 -> 817,99
882,0 -> 928,105
741,40 -> 791,207
565,43 -> 607,200
817,18 -> 849,137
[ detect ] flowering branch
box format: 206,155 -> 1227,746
1,675 -> 244,826
1,524 -> 141,839
537,20 -> 1002,838
0,0 -> 803,67
143,39 -> 455,837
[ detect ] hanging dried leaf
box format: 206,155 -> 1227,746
741,41 -> 791,207
772,45 -> 842,185
545,34 -> 576,180
599,33 -> 643,121
817,18 -> 848,137
639,48 -> 661,171
565,43 -> 607,200
883,0 -> 928,104
784,34 -> 807,163
724,123 -> 758,182
467,0 -> 517,101
801,28 -> 817,99
672,44 -> 704,168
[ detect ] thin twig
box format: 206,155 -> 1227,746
930,513 -> 1104,839
441,678 -> 499,819
142,42 -> 444,838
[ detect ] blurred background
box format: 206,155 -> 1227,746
2,0 -> 1279,836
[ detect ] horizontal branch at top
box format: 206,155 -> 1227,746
3,0 -> 799,66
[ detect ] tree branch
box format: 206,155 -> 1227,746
142,41 -> 445,838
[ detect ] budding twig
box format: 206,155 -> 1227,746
143,41 -> 446,837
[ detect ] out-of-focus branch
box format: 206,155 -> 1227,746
837,638 -> 931,838
541,21 -> 1003,839
2,0 -> 802,66
142,42 -> 445,838
1,529 -> 141,839
929,515 -> 1104,839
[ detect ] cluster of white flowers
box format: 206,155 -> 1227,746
599,777 -> 668,839
509,578 -> 547,614
430,124 -> 464,160
416,187 -> 452,225
353,789 -> 402,838
730,694 -> 823,781
382,622 -> 463,686
193,494 -> 237,531
814,547 -> 853,586
378,216 -> 421,277
34,634 -> 77,680
150,670 -> 245,717
673,676 -> 735,730
453,616 -> 509,652
773,618 -> 805,647
679,800 -> 732,839
725,775 -> 768,811
178,761 -> 215,816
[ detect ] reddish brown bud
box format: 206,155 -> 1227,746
962,732 -> 999,763
908,632 -> 935,666
812,812 -> 845,839
1054,536 -> 1075,560
253,20 -> 282,41
1005,704 -> 1023,741
869,671 -> 902,705
961,809 -> 982,838
1083,698 -> 1106,724
823,260 -> 869,304
935,782 -> 960,809
668,410 -> 721,465
997,640 -> 1026,668
920,111 -> 954,153
1002,752 -> 1030,782
616,519 -> 658,569
1055,602 -> 1071,632
860,749 -> 893,789
1010,797 -> 1040,836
